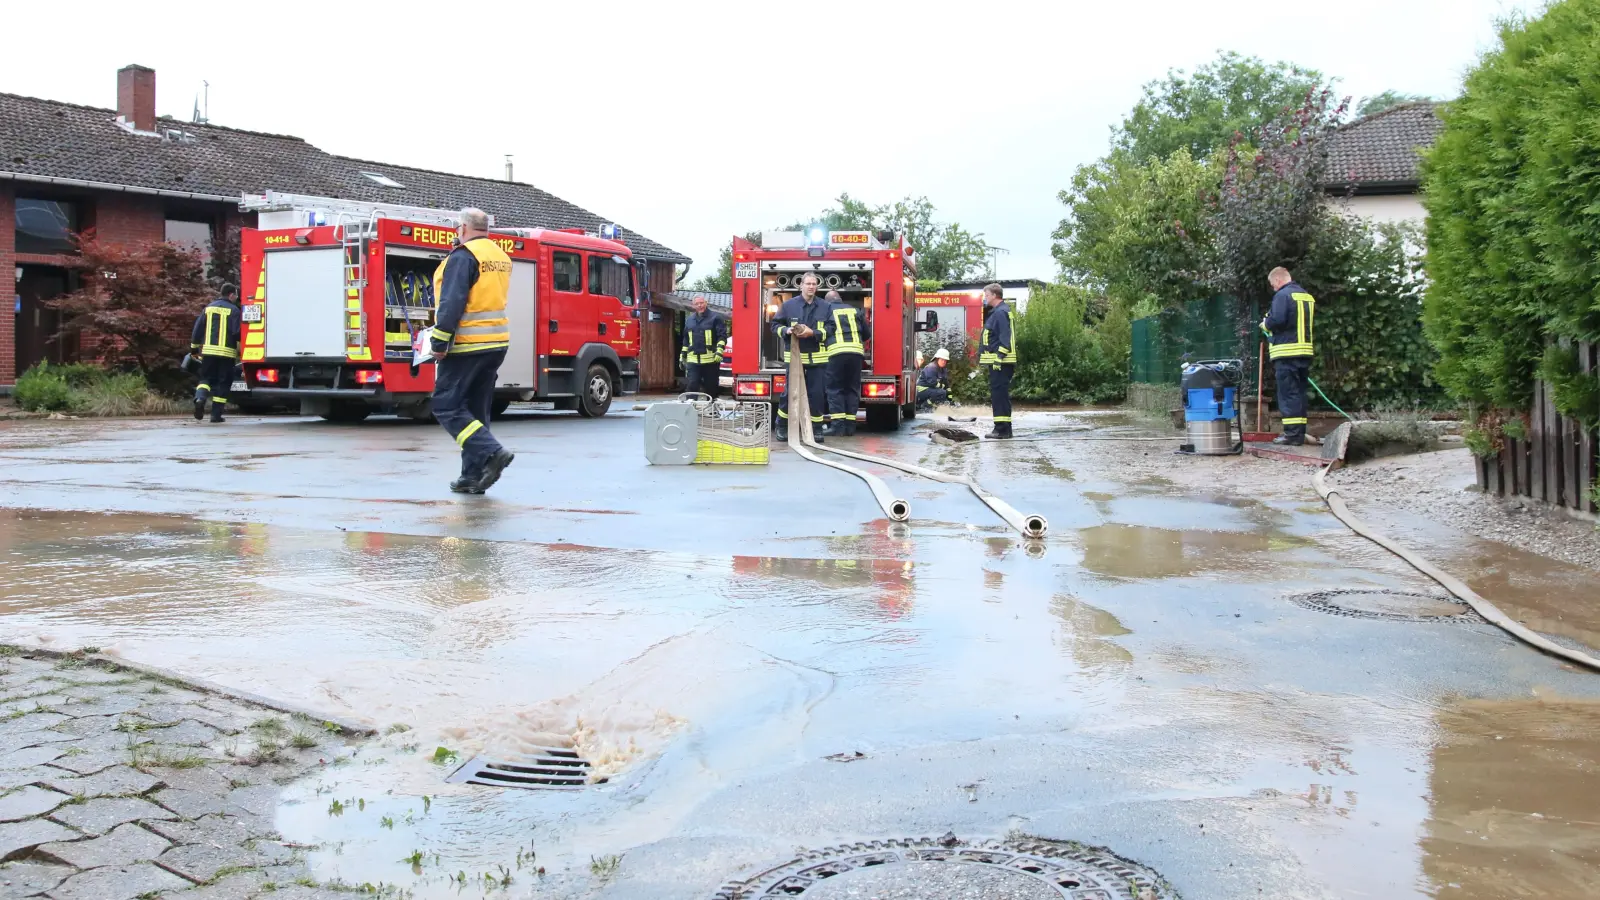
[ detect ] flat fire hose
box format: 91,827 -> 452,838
1314,464 -> 1600,672
786,339 -> 910,522
817,436 -> 1048,539
785,336 -> 1046,539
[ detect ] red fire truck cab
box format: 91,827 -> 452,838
234,192 -> 641,422
727,229 -> 936,430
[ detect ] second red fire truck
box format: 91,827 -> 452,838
726,229 -> 936,431
233,192 -> 642,422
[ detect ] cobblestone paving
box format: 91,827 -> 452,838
0,649 -> 365,899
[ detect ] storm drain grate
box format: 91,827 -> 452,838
1287,587 -> 1483,624
444,748 -> 605,790
712,835 -> 1172,899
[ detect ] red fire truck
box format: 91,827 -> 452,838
727,229 -> 935,430
233,192 -> 642,422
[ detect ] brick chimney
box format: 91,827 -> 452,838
117,65 -> 156,132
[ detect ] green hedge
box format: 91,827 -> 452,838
1423,0 -> 1600,413
1012,285 -> 1125,405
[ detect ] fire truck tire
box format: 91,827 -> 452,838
576,364 -> 614,418
320,402 -> 371,424
490,398 -> 512,419
865,404 -> 902,432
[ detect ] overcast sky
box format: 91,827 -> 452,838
4,0 -> 1541,282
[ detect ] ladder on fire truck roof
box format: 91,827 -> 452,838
240,191 -> 491,360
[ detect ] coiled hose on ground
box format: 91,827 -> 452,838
1314,463 -> 1600,672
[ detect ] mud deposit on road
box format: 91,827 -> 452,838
2,411 -> 1599,898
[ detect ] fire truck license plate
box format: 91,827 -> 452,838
231,380 -> 249,393
735,262 -> 758,280
242,305 -> 263,322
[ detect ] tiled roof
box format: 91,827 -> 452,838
1320,102 -> 1443,192
0,91 -> 689,263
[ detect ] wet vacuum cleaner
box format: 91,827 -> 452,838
1178,359 -> 1244,456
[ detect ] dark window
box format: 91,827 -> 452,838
165,219 -> 213,268
588,255 -> 635,306
15,199 -> 79,254
553,251 -> 582,292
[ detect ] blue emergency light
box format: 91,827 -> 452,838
600,223 -> 621,241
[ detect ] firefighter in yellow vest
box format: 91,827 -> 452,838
1261,266 -> 1315,446
430,208 -> 515,494
189,283 -> 241,423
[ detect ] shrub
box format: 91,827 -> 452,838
1011,285 -> 1125,405
14,364 -> 76,412
1422,0 -> 1600,412
10,364 -> 181,417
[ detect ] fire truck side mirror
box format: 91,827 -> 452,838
915,311 -> 939,333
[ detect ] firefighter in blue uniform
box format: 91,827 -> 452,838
1261,266 -> 1315,446
916,348 -> 951,410
979,283 -> 1017,439
822,290 -> 870,436
431,208 -> 515,494
189,283 -> 241,423
772,272 -> 830,443
680,295 -> 726,399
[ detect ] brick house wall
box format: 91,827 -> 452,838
1,184 -> 240,385
0,183 -> 15,384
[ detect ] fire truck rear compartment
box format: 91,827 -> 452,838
264,247 -> 346,359
380,252 -> 443,362
758,271 -> 874,370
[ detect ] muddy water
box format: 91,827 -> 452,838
4,441 -> 1600,900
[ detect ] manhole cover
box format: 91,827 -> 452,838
444,748 -> 605,790
1288,588 -> 1480,624
713,836 -> 1171,899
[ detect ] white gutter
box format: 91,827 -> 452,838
0,171 -> 232,204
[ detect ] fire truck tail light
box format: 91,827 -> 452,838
887,250 -> 899,260
864,382 -> 897,400
354,370 -> 384,385
256,368 -> 280,385
735,380 -> 771,398
734,252 -> 749,261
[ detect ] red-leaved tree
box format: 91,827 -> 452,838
48,231 -> 213,376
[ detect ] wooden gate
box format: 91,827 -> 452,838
1477,340 -> 1597,515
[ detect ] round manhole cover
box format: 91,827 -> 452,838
1288,588 -> 1480,623
713,836 -> 1171,899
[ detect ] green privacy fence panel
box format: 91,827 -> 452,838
1129,296 -> 1261,387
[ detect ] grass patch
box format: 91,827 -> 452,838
289,732 -> 318,750
131,744 -> 207,770
589,853 -> 622,881
384,723 -> 411,736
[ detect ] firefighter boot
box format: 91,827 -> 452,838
774,419 -> 788,443
449,477 -> 482,495
986,421 -> 1013,440
193,388 -> 208,421
209,403 -> 225,424
476,449 -> 515,493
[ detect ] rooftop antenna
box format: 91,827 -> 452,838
987,245 -> 1009,279
203,81 -> 209,124
192,81 -> 210,124
504,154 -> 514,182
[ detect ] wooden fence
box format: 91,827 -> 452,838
1476,340 -> 1597,515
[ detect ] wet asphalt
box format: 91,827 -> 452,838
1,407 -> 1598,899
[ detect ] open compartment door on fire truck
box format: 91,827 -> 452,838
498,260 -> 537,390
264,248 -> 346,358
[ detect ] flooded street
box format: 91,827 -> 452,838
2,409 -> 1599,899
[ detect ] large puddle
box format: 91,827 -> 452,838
2,481 -> 1598,898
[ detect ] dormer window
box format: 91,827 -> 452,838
360,171 -> 404,188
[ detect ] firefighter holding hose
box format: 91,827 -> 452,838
430,208 -> 515,494
979,283 -> 1016,439
1261,266 -> 1315,446
822,290 -> 870,437
772,272 -> 831,443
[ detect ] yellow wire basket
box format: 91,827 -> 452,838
680,393 -> 770,465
